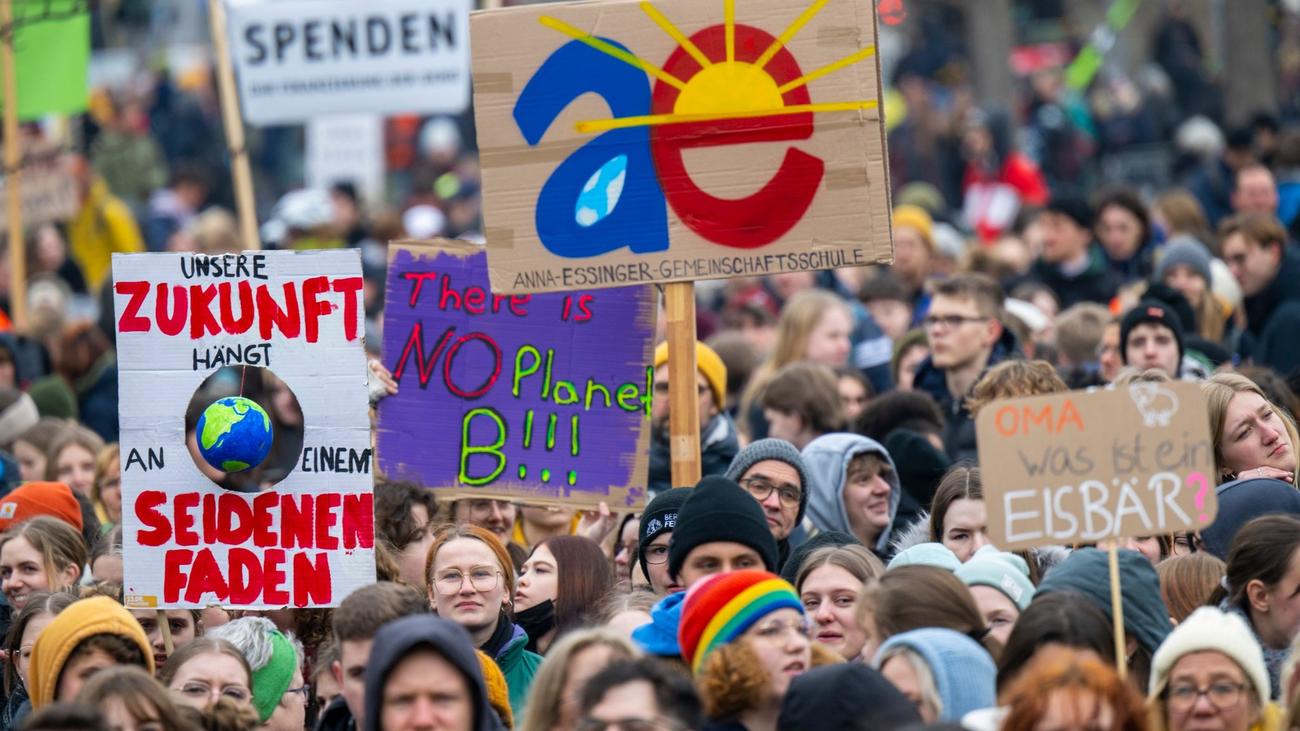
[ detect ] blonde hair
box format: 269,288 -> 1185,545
44,425 -> 105,481
91,443 -> 120,513
518,629 -> 638,731
739,290 -> 851,432
877,646 -> 941,720
0,516 -> 85,591
965,360 -> 1068,417
1202,372 -> 1300,483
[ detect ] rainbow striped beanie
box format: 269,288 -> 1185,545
678,569 -> 804,674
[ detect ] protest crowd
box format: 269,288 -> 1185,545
5,1 -> 1300,731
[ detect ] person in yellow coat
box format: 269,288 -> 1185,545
67,156 -> 144,291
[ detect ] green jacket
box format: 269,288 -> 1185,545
496,624 -> 543,717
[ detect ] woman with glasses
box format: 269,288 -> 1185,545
159,637 -> 254,712
426,523 -> 542,717
1147,607 -> 1280,731
76,665 -> 197,731
678,570 -> 811,731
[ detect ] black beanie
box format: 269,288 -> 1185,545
667,476 -> 779,580
1046,196 -> 1094,229
1119,300 -> 1185,366
638,487 -> 691,581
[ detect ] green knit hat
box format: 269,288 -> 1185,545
251,630 -> 297,722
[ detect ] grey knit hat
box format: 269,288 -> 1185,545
725,438 -> 811,523
1154,235 -> 1213,287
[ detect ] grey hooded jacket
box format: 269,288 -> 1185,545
801,433 -> 901,559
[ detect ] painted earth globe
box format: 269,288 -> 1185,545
196,396 -> 273,473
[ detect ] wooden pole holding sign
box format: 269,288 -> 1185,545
157,609 -> 174,655
207,0 -> 260,251
1108,541 -> 1127,680
1,0 -> 25,330
664,282 -> 701,488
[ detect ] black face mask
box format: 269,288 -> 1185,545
515,599 -> 556,652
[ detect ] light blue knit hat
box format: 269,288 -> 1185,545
887,542 -> 960,572
873,628 -> 996,722
955,545 -> 1035,610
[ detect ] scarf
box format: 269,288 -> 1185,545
514,600 -> 557,654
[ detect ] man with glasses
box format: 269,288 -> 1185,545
576,658 -> 702,731
912,273 -> 1019,461
647,341 -> 739,496
725,439 -> 811,572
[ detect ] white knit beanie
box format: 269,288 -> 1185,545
1149,607 -> 1269,707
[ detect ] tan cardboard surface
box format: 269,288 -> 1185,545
470,0 -> 892,294
976,382 -> 1217,551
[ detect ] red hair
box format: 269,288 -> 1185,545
1000,647 -> 1149,731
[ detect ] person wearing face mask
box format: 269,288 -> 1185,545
425,524 -> 542,716
513,536 -> 613,654
678,570 -> 812,731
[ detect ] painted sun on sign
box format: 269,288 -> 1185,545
471,0 -> 893,293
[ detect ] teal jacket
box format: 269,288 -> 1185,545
495,623 -> 543,717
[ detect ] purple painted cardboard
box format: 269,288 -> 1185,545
378,239 -> 653,510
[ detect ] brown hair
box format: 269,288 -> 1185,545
857,565 -> 1002,660
52,323 -> 112,383
45,425 -> 106,482
532,536 -> 615,638
0,516 -> 87,591
159,637 -> 252,689
333,582 -> 429,643
697,639 -> 843,721
932,273 -> 1006,321
91,444 -> 120,516
793,544 -> 884,594
739,289 -> 852,431
929,463 -> 982,542
999,647 -> 1148,731
1156,553 -> 1225,624
58,634 -> 149,701
594,588 -> 659,625
517,629 -> 637,731
12,418 -> 71,459
3,592 -> 76,694
75,665 -> 193,731
1202,372 -> 1300,483
1219,212 -> 1287,253
1054,304 -> 1111,368
1209,515 -> 1300,613
965,360 -> 1068,417
424,523 -> 517,602
758,362 -> 845,436
1154,191 -> 1212,250
374,480 -> 438,552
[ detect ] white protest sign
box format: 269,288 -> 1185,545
306,115 -> 385,205
224,0 -> 471,125
113,250 -> 374,609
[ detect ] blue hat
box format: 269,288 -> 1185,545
631,591 -> 685,657
873,628 -> 996,722
956,546 -> 1035,610
1200,478 -> 1300,560
1038,548 -> 1172,654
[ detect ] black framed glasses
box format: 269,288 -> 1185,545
576,718 -> 684,731
922,314 -> 988,330
1167,681 -> 1248,711
740,476 -> 801,508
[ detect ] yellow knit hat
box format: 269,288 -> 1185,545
893,204 -> 935,252
653,341 -> 727,410
475,650 -> 514,729
29,596 -> 154,708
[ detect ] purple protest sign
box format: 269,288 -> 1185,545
377,240 -> 654,510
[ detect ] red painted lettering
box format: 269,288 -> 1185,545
331,276 -> 363,341
164,549 -> 193,604
302,276 -> 333,343
185,548 -> 228,604
156,284 -> 188,336
253,492 -> 278,547
136,490 -> 170,546
293,552 -> 332,606
262,549 -> 289,605
228,547 -> 262,605
342,494 -> 374,550
280,494 -> 314,549
189,285 -> 221,338
256,282 -> 302,339
174,492 -> 200,545
115,281 -> 150,332
218,281 -> 255,334
315,494 -> 340,550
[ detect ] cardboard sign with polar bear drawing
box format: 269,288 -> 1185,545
976,382 -> 1217,551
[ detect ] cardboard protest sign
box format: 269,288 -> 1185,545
977,383 -> 1217,551
0,142 -> 76,229
377,240 -> 653,510
113,251 -> 374,609
0,0 -> 89,119
224,0 -> 471,125
470,0 -> 892,294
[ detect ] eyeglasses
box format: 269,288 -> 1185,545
749,616 -> 813,642
173,681 -> 251,705
1167,681 -> 1248,711
922,314 -> 988,330
283,686 -> 311,705
576,718 -> 684,731
433,567 -> 502,595
643,543 -> 669,565
740,476 -> 802,509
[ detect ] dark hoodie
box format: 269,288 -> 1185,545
1028,242 -> 1123,310
912,325 -> 1020,462
778,663 -> 922,730
1240,246 -> 1300,376
362,615 -> 505,731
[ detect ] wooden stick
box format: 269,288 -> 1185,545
1108,541 -> 1127,680
664,282 -> 701,488
207,0 -> 260,251
157,609 -> 174,655
1,0 -> 25,330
